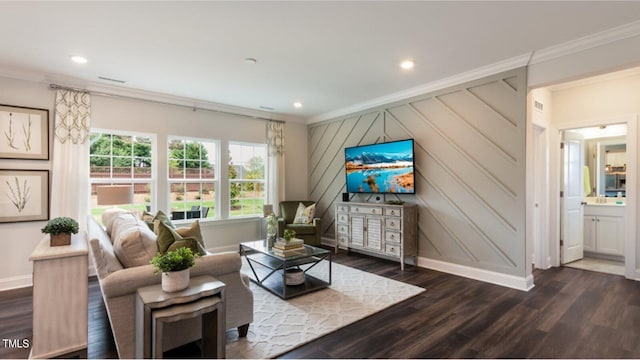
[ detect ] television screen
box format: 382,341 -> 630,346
344,139 -> 415,194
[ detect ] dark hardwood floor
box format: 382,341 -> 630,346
2,250 -> 640,359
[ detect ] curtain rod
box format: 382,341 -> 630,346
48,83 -> 285,123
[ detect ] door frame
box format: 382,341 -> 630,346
532,124 -> 549,269
548,115 -> 637,279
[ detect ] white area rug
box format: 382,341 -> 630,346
226,260 -> 424,359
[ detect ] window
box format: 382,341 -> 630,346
89,131 -> 153,221
229,142 -> 266,217
168,137 -> 218,220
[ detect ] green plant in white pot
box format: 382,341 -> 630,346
150,247 -> 198,292
41,216 -> 79,247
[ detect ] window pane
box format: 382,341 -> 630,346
168,137 -> 218,219
89,131 -> 154,222
229,142 -> 266,217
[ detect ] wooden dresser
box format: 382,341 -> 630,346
335,202 -> 417,270
29,234 -> 88,358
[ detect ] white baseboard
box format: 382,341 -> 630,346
418,257 -> 535,291
0,274 -> 32,291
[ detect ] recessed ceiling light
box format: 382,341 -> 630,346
400,59 -> 415,70
244,57 -> 257,64
293,102 -> 303,108
70,55 -> 88,64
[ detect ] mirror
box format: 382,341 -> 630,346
585,134 -> 627,197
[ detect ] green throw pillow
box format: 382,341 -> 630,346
144,210 -> 174,232
155,220 -> 206,256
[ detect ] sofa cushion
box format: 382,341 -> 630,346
111,213 -> 158,268
155,220 -> 206,256
102,207 -> 132,237
293,202 -> 316,224
87,218 -> 124,279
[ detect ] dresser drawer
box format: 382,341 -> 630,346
338,234 -> 349,247
385,243 -> 400,257
350,206 -> 382,215
384,208 -> 402,217
386,218 -> 401,230
337,204 -> 349,213
337,224 -> 349,234
385,231 -> 401,243
336,213 -> 349,224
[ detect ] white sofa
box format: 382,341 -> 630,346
87,215 -> 253,358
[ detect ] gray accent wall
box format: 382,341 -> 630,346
309,67 -> 528,278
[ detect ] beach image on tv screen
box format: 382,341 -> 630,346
345,140 -> 414,193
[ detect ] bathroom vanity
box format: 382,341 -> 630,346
583,198 -> 625,257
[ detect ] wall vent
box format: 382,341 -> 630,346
98,76 -> 126,84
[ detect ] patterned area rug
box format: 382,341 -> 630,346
226,260 -> 424,359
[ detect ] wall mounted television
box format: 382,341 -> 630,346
344,139 -> 415,194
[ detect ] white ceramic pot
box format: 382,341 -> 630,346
162,268 -> 190,292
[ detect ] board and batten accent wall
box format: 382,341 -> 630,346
309,67 -> 531,289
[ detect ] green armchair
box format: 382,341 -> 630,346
277,201 -> 322,246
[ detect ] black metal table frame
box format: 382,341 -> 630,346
239,241 -> 332,299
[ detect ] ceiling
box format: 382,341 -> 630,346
1,1 -> 640,123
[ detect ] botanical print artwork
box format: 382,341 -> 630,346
0,110 -> 43,155
6,176 -> 30,212
0,174 -> 43,217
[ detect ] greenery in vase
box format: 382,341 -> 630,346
150,247 -> 198,275
283,229 -> 296,242
41,217 -> 79,235
266,213 -> 277,238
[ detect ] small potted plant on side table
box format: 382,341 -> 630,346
150,247 -> 198,292
41,217 -> 79,247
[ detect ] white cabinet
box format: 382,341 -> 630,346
583,205 -> 625,256
335,202 -> 417,270
29,234 -> 88,358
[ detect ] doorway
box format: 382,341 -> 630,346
552,116 -> 637,279
560,124 -> 628,276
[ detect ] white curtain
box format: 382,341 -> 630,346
266,121 -> 285,213
50,89 -> 91,232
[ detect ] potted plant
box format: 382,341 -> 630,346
283,229 -> 296,242
41,216 -> 79,247
150,247 -> 198,292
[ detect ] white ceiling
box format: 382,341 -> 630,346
1,1 -> 640,123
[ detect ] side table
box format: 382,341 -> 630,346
135,275 -> 226,359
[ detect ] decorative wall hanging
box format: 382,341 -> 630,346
0,169 -> 49,223
0,104 -> 49,160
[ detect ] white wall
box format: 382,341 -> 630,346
0,76 -> 308,290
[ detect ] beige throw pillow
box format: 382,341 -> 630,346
111,213 -> 158,268
293,202 -> 316,224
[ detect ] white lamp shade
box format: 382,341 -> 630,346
96,185 -> 134,206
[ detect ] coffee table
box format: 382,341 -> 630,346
239,240 -> 331,299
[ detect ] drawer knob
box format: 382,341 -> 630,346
391,222 -> 395,226
391,235 -> 395,239
391,211 -> 395,215
372,209 -> 376,213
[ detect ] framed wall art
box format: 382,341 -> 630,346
0,104 -> 49,160
0,169 -> 49,223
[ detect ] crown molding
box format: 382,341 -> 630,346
307,53 -> 532,124
308,20 -> 640,125
530,19 -> 640,65
0,67 -> 306,124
